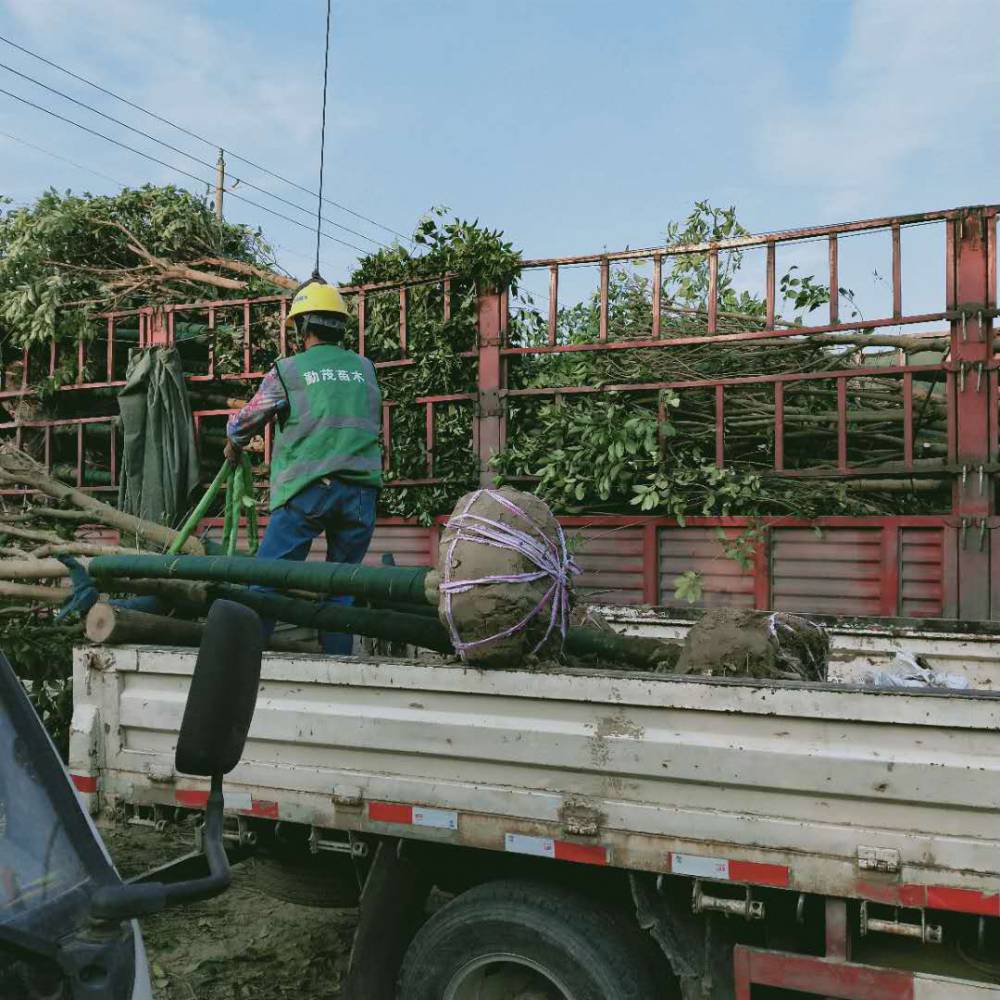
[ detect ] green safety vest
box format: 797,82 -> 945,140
270,344 -> 382,511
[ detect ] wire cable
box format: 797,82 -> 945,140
0,31 -> 412,244
314,0 -> 332,276
0,128 -> 126,187
0,58 -> 387,250
0,84 -> 368,254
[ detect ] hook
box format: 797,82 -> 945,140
961,517 -> 970,550
962,464 -> 969,486
977,361 -> 985,392
979,518 -> 988,552
979,465 -> 986,495
962,311 -> 968,341
959,361 -> 966,392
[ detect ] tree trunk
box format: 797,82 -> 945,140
0,449 -> 204,555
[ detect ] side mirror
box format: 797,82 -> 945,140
92,600 -> 262,922
176,599 -> 263,777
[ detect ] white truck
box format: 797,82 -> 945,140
69,614 -> 1000,1000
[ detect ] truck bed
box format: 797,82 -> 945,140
71,645 -> 1000,916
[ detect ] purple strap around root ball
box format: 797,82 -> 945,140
440,490 -> 580,660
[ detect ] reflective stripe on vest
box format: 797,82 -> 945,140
269,344 -> 382,510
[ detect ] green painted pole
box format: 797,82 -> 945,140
168,462 -> 231,555
89,554 -> 432,607
210,586 -> 452,653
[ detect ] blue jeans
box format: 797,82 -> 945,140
254,478 -> 378,654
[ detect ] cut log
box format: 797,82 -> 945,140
0,581 -> 67,602
86,604 -> 205,646
85,601 -> 319,653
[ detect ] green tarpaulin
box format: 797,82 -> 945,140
117,347 -> 200,528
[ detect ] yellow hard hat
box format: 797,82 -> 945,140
286,276 -> 349,328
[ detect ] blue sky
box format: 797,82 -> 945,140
0,0 -> 997,313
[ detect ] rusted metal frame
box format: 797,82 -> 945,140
598,259 -> 609,342
242,301 -> 252,373
837,377 -> 848,472
399,287 -> 408,358
356,290 -> 366,357
891,223 -> 902,318
879,524 -> 901,616
3,414 -> 118,430
76,331 -> 85,384
109,421 -> 117,486
520,205 -> 973,270
773,382 -> 784,471
277,299 -> 287,358
753,528 -> 770,610
504,360 -> 944,397
902,373 -> 914,468
425,401 -> 434,478
548,265 -> 559,345
714,384 -> 725,466
382,403 -> 392,473
105,317 -> 115,382
207,305 -> 217,379
828,235 -> 839,325
949,210 -> 994,619
500,310 -> 950,356
76,423 -> 84,486
651,255 -> 662,339
641,523 -> 659,604
732,945 -> 914,1000
765,243 -> 776,328
707,249 -> 718,334
476,290 -> 505,487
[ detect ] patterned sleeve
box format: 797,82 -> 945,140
226,367 -> 289,448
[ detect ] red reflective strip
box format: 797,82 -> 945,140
71,774 -> 97,793
246,799 -> 279,820
368,801 -> 413,824
176,789 -> 209,808
925,885 -> 1000,917
552,841 -> 608,866
858,880 -> 1000,917
728,860 -> 789,888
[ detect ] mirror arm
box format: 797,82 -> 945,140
90,774 -> 231,922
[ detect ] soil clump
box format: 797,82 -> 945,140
676,608 -> 829,681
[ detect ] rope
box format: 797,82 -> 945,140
315,0 -> 333,277
440,490 -> 580,660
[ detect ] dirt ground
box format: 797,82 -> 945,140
105,824 -> 358,1000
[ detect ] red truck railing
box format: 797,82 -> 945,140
1,204 -> 996,617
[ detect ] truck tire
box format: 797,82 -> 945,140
398,879 -> 661,1000
248,852 -> 360,909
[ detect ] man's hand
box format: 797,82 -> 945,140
224,439 -> 243,465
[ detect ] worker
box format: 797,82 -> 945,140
224,275 -> 382,654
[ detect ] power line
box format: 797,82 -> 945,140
0,58 -> 388,250
314,0 -> 333,276
0,31 -> 412,245
0,84 -> 369,254
0,128 -> 126,187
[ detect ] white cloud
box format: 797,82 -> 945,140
756,0 -> 1000,216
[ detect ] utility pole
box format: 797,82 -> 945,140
215,149 -> 225,221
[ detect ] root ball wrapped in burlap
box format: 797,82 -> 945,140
676,608 -> 829,681
437,487 -> 579,667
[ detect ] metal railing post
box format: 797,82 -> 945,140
949,209 -> 995,619
476,287 -> 505,486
